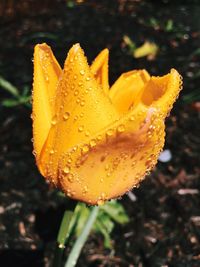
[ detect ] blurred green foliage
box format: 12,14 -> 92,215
0,76 -> 31,107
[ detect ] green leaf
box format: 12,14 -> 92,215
57,211 -> 73,245
0,76 -> 19,97
2,99 -> 21,107
100,200 -> 129,224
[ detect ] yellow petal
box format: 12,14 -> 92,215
32,43 -> 61,160
32,43 -> 182,205
141,69 -> 182,118
109,70 -> 150,113
90,48 -> 109,94
38,44 -> 119,184
57,69 -> 182,205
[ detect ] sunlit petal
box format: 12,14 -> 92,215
91,48 -> 109,94
32,43 -> 61,160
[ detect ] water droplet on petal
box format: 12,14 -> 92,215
81,144 -> 89,153
63,112 -> 70,121
74,90 -> 79,96
80,70 -> 85,75
78,125 -> 84,132
106,129 -> 114,137
85,130 -> 90,137
83,185 -> 88,194
117,124 -> 125,133
89,139 -> 96,148
97,199 -> 104,206
80,100 -> 85,106
51,115 -> 58,125
63,166 -> 70,174
49,149 -> 55,155
67,173 -> 74,182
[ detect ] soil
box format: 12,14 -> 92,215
0,1 -> 200,266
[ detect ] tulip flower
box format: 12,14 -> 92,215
32,43 -> 182,205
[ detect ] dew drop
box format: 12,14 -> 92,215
80,70 -> 85,75
67,158 -> 72,164
63,166 -> 70,174
68,173 -> 74,183
83,186 -> 88,194
49,149 -> 55,155
85,130 -> 90,137
32,150 -> 37,156
117,124 -> 125,133
106,129 -> 114,137
51,115 -> 58,125
81,144 -> 89,153
97,199 -> 104,206
89,139 -> 96,147
105,164 -> 109,171
80,100 -> 85,106
74,90 -> 79,96
97,135 -> 102,141
78,125 -> 84,132
63,112 -> 70,121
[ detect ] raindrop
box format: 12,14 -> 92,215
67,173 -> 74,183
83,186 -> 88,194
80,100 -> 85,106
32,150 -> 37,156
67,158 -> 72,164
97,199 -> 104,206
117,124 -> 125,133
74,90 -> 79,96
63,166 -> 70,174
51,115 -> 58,125
81,144 -> 89,153
89,139 -> 96,148
85,130 -> 90,137
49,149 -> 55,155
63,112 -> 70,121
78,125 -> 84,132
106,129 -> 114,137
80,70 -> 85,75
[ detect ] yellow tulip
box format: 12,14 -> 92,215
32,43 -> 182,205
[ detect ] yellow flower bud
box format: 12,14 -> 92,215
32,43 -> 182,205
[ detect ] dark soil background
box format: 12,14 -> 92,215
0,0 -> 200,266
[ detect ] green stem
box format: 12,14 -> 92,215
64,206 -> 99,267
53,210 -> 74,267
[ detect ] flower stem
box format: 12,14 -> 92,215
53,210 -> 74,267
64,206 -> 99,267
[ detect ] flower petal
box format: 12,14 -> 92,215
90,48 -> 109,94
57,69 -> 182,205
141,69 -> 182,118
32,43 -> 61,160
38,44 -> 119,184
109,70 -> 150,113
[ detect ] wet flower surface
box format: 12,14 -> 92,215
32,43 -> 182,205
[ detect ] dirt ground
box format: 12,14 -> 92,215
0,1 -> 200,266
